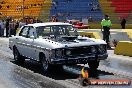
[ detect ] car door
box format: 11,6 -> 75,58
16,26 -> 30,56
24,26 -> 37,60
33,26 -> 53,61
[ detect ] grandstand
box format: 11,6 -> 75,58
0,0 -> 45,20
0,0 -> 131,24
99,0 -> 132,23
50,0 -> 103,21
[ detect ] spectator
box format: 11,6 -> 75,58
5,18 -> 10,37
88,16 -> 93,22
121,18 -> 126,29
0,20 -> 4,37
52,1 -> 58,9
7,5 -> 9,8
9,20 -> 15,37
89,2 -> 93,6
51,15 -> 58,22
0,12 -> 2,15
1,1 -> 6,4
25,17 -> 33,24
0,5 -> 2,9
90,3 -> 100,11
101,15 -> 112,49
14,20 -> 19,36
19,21 -> 26,28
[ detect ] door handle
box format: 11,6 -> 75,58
16,38 -> 19,39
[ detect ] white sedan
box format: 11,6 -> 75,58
9,22 -> 108,72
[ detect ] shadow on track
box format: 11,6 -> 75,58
11,60 -> 113,80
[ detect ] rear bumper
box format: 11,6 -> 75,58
50,53 -> 108,64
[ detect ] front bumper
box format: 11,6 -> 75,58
50,53 -> 108,64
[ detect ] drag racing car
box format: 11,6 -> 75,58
9,22 -> 108,72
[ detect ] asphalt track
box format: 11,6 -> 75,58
0,38 -> 132,88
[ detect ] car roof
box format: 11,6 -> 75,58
26,22 -> 72,27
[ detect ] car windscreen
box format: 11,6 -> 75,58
36,25 -> 79,37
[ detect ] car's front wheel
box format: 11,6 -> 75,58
13,47 -> 25,63
40,53 -> 64,73
88,60 -> 99,77
40,53 -> 51,72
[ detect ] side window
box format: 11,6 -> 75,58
44,26 -> 53,36
36,26 -> 44,37
38,26 -> 53,36
19,26 -> 29,37
52,26 -> 61,35
44,27 -> 51,33
28,27 -> 37,38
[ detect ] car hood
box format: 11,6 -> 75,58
36,36 -> 107,49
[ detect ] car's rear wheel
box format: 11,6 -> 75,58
13,47 -> 25,63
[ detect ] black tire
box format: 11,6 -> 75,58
88,61 -> 99,77
40,53 -> 51,73
13,47 -> 25,63
40,53 -> 64,73
54,65 -> 64,72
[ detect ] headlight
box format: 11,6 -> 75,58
91,46 -> 97,53
56,49 -> 63,57
66,50 -> 71,55
98,45 -> 106,53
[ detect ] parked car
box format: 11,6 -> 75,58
9,22 -> 108,72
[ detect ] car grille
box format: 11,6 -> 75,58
64,45 -> 107,57
64,46 -> 92,56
